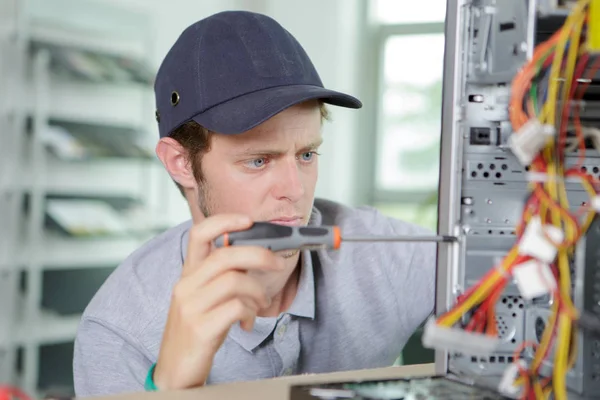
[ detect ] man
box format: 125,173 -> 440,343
72,10 -> 436,397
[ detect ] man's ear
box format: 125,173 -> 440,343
155,137 -> 198,189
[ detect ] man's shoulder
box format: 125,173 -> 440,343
313,198 -> 433,236
313,199 -> 436,331
313,197 -> 437,280
80,220 -> 192,333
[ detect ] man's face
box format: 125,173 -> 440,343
196,102 -> 322,250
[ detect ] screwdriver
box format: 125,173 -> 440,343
214,222 -> 458,252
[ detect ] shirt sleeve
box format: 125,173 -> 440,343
73,316 -> 154,398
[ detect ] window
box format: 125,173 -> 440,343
373,0 -> 447,24
369,1 -> 446,231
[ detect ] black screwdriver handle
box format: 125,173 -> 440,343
214,222 -> 341,251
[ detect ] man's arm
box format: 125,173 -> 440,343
73,316 -> 154,398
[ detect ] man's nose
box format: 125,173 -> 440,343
272,159 -> 305,202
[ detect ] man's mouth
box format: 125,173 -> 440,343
269,217 -> 304,226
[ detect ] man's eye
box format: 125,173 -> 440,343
301,152 -> 316,161
248,158 -> 267,168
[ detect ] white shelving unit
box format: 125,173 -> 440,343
1,0 -> 169,396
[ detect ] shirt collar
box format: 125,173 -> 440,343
180,206 -> 322,352
227,248 -> 316,351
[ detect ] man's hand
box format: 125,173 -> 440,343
153,214 -> 283,390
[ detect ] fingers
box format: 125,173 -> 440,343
178,270 -> 271,316
198,298 -> 259,342
193,246 -> 284,287
183,214 -> 253,277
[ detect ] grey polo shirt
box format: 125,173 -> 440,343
73,198 -> 436,397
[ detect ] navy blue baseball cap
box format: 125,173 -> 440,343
154,10 -> 362,138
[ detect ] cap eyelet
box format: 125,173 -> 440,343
171,91 -> 180,106
155,109 -> 160,122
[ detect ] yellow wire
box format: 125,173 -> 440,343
540,0 -> 589,126
437,248 -> 519,327
543,6 -> 588,399
559,9 -> 586,128
534,380 -> 545,399
553,313 -> 572,400
532,300 -> 559,371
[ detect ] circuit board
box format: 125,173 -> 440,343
289,376 -> 510,400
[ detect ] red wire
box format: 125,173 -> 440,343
567,55 -> 600,173
0,386 -> 31,400
534,264 -> 561,376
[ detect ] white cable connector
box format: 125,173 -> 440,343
591,196 -> 600,213
518,216 -> 564,264
498,360 -> 527,398
421,316 -> 500,355
512,259 -> 557,300
508,119 -> 556,166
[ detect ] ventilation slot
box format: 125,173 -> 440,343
469,162 -> 510,180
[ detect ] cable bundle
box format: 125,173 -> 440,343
426,1 -> 600,399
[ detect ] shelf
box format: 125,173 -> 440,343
41,157 -> 153,198
24,76 -> 151,128
1,0 -> 160,396
29,40 -> 154,88
15,311 -> 81,346
41,118 -> 156,161
18,233 -> 150,269
27,0 -> 151,59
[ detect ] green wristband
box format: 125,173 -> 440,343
144,363 -> 158,391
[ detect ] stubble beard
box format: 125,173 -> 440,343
196,183 -> 300,260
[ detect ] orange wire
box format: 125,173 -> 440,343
509,30 -> 561,130
567,56 -> 600,171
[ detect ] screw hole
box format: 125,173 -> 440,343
483,172 -> 490,178
471,171 -> 477,178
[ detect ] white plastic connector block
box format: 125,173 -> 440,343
421,316 -> 500,355
498,360 -> 527,398
592,196 -> 600,212
512,260 -> 557,300
508,119 -> 555,166
518,216 -> 564,264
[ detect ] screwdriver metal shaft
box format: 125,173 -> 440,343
342,235 -> 458,243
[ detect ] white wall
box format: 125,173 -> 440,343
101,0 -> 368,225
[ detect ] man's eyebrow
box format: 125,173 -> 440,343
236,138 -> 324,156
299,138 -> 324,151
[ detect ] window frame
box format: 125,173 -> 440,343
368,21 -> 446,205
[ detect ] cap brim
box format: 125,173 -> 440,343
191,85 -> 362,134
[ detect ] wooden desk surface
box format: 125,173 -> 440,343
97,363 -> 436,400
